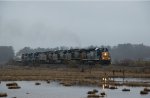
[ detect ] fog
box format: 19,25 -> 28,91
0,0 -> 150,52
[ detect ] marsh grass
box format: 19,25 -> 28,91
87,94 -> 100,98
0,93 -> 7,97
0,65 -> 150,87
6,82 -> 21,89
124,82 -> 150,87
140,91 -> 148,94
8,86 -> 21,89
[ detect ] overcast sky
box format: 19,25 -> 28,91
0,0 -> 150,52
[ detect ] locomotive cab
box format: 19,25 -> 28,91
100,48 -> 111,65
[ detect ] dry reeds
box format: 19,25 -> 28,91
87,94 -> 100,98
6,82 -> 17,86
0,93 -> 7,97
46,80 -> 50,84
87,91 -> 95,94
140,88 -> 150,95
144,88 -> 150,92
8,86 -> 21,89
140,90 -> 148,94
122,88 -> 130,91
63,83 -> 72,86
124,82 -> 150,87
6,82 -> 21,89
87,89 -> 101,98
104,85 -> 109,89
0,66 -> 150,87
35,82 -> 41,85
100,92 -> 106,96
109,86 -> 117,89
59,80 -> 74,86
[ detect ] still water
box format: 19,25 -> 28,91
113,78 -> 150,83
0,81 -> 150,98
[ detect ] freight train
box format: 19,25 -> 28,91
21,48 -> 111,65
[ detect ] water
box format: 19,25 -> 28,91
113,78 -> 150,83
0,81 -> 150,98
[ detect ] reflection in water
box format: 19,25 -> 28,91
102,84 -> 105,90
102,84 -> 109,90
0,81 -> 150,98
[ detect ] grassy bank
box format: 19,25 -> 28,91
0,64 -> 150,87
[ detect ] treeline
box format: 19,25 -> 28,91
0,46 -> 14,64
110,43 -> 150,62
16,43 -> 150,64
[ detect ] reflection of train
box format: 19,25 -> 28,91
21,48 -> 111,65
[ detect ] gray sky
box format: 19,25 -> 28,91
0,0 -> 150,52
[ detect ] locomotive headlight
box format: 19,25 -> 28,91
104,52 -> 107,56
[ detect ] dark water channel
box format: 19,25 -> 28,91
0,80 -> 150,98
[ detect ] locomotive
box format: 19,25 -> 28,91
21,48 -> 111,65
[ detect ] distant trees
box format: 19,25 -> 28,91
110,43 -> 150,63
0,46 -> 14,64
